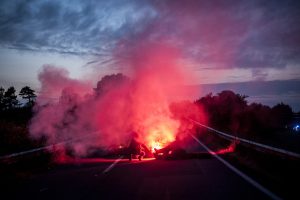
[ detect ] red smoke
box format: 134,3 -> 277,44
30,42 -> 206,157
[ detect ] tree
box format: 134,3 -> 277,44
95,73 -> 130,97
0,87 -> 4,110
3,87 -> 19,109
270,103 -> 293,129
19,86 -> 37,106
196,90 -> 248,131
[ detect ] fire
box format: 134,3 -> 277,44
144,123 -> 177,153
151,141 -> 162,152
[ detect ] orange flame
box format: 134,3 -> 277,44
144,122 -> 177,153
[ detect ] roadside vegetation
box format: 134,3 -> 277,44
0,86 -> 45,156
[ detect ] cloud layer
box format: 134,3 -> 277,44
1,0 -> 300,69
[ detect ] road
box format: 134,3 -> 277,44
5,138 -> 278,200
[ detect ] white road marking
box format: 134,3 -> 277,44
102,156 -> 124,174
190,134 -> 282,200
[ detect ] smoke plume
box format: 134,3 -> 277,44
30,42 -> 206,157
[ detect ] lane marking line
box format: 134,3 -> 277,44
190,134 -> 282,200
102,156 -> 124,174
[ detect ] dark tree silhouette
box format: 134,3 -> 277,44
19,86 -> 37,106
95,73 -> 130,97
3,87 -> 19,109
270,103 -> 293,129
196,90 -> 296,138
196,90 -> 248,132
0,87 -> 4,110
239,103 -> 272,136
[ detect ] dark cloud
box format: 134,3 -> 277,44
115,0 -> 300,69
0,0 -> 300,69
251,69 -> 268,81
233,0 -> 300,68
0,0 -> 156,57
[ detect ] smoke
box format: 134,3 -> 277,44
30,42 -> 206,158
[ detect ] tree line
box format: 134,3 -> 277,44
195,90 -> 295,137
171,90 -> 296,141
0,86 -> 38,156
0,86 -> 36,111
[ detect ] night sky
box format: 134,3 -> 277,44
0,0 -> 300,111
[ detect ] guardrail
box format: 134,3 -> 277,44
0,133 -> 98,161
188,118 -> 300,159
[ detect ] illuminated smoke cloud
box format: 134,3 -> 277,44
29,42 -> 206,158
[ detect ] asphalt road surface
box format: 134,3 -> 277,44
6,137 -> 279,200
